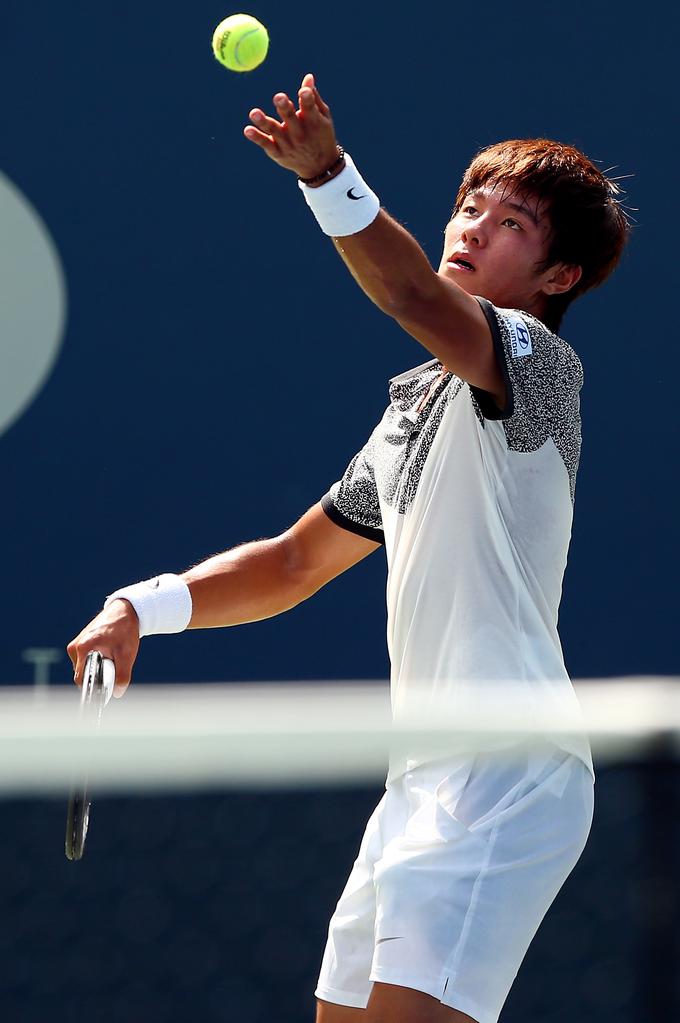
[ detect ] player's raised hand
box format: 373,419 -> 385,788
67,599 -> 140,698
244,72 -> 340,180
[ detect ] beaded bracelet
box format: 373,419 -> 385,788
297,145 -> 345,185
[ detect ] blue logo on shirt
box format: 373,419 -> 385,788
516,323 -> 530,349
509,316 -> 533,358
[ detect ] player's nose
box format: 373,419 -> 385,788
461,222 -> 486,247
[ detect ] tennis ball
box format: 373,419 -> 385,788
211,14 -> 269,72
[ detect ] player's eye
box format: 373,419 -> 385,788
503,218 -> 521,229
463,205 -> 478,216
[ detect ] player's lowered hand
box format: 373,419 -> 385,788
67,599 -> 140,698
244,72 -> 340,180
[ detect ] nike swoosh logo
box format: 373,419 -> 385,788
347,187 -> 366,201
376,936 -> 404,944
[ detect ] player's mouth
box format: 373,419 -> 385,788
447,254 -> 476,272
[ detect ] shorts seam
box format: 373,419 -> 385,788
441,984 -> 498,1023
369,969 -> 497,1023
440,810 -> 502,982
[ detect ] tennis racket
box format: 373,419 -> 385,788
65,650 -> 115,861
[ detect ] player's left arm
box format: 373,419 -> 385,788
243,74 -> 504,408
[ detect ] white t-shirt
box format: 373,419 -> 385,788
321,298 -> 594,782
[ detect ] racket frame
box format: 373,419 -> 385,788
64,651 -> 114,860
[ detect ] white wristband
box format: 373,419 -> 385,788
298,152 -> 380,237
104,573 -> 192,638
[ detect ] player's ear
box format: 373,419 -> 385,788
542,263 -> 582,296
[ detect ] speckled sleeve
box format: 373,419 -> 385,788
320,431 -> 385,544
472,298 -> 584,502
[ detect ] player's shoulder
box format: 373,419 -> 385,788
486,301 -> 583,389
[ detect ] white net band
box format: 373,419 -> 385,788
1,677 -> 678,795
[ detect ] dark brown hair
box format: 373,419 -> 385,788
453,138 -> 632,332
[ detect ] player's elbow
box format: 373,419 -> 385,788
381,275 -> 442,321
352,264 -> 436,318
277,528 -> 322,604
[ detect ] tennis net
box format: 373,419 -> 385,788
0,675 -> 678,794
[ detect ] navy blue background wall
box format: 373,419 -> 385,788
1,0 -> 678,685
1,2 -> 678,1022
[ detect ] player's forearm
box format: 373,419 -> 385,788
332,209 -> 439,314
182,536 -> 308,629
68,535 -> 316,691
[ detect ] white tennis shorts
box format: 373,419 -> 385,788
316,740 -> 594,1023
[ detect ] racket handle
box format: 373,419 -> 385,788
82,651 -> 115,707
101,656 -> 115,706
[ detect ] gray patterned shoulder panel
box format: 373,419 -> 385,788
473,298 -> 584,503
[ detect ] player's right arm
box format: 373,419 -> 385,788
184,502 -> 379,629
66,503 -> 379,694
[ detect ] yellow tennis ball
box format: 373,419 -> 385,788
211,14 -> 269,72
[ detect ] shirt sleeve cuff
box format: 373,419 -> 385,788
320,493 -> 385,544
469,297 -> 515,421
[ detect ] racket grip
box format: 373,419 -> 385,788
101,657 -> 115,706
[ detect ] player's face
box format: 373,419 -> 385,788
438,183 -> 560,317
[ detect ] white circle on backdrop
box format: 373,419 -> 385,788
0,170 -> 67,438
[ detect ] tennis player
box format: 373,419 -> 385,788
68,73 -> 630,1023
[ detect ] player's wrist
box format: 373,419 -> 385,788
103,574 -> 192,638
306,157 -> 346,188
297,145 -> 346,187
106,596 -> 140,624
298,153 -> 380,236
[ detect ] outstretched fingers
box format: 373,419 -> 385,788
243,105 -> 287,157
301,72 -> 331,118
243,123 -> 280,154
273,93 -> 304,141
298,86 -> 320,122
244,94 -> 305,154
247,106 -> 285,136
243,74 -> 337,173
